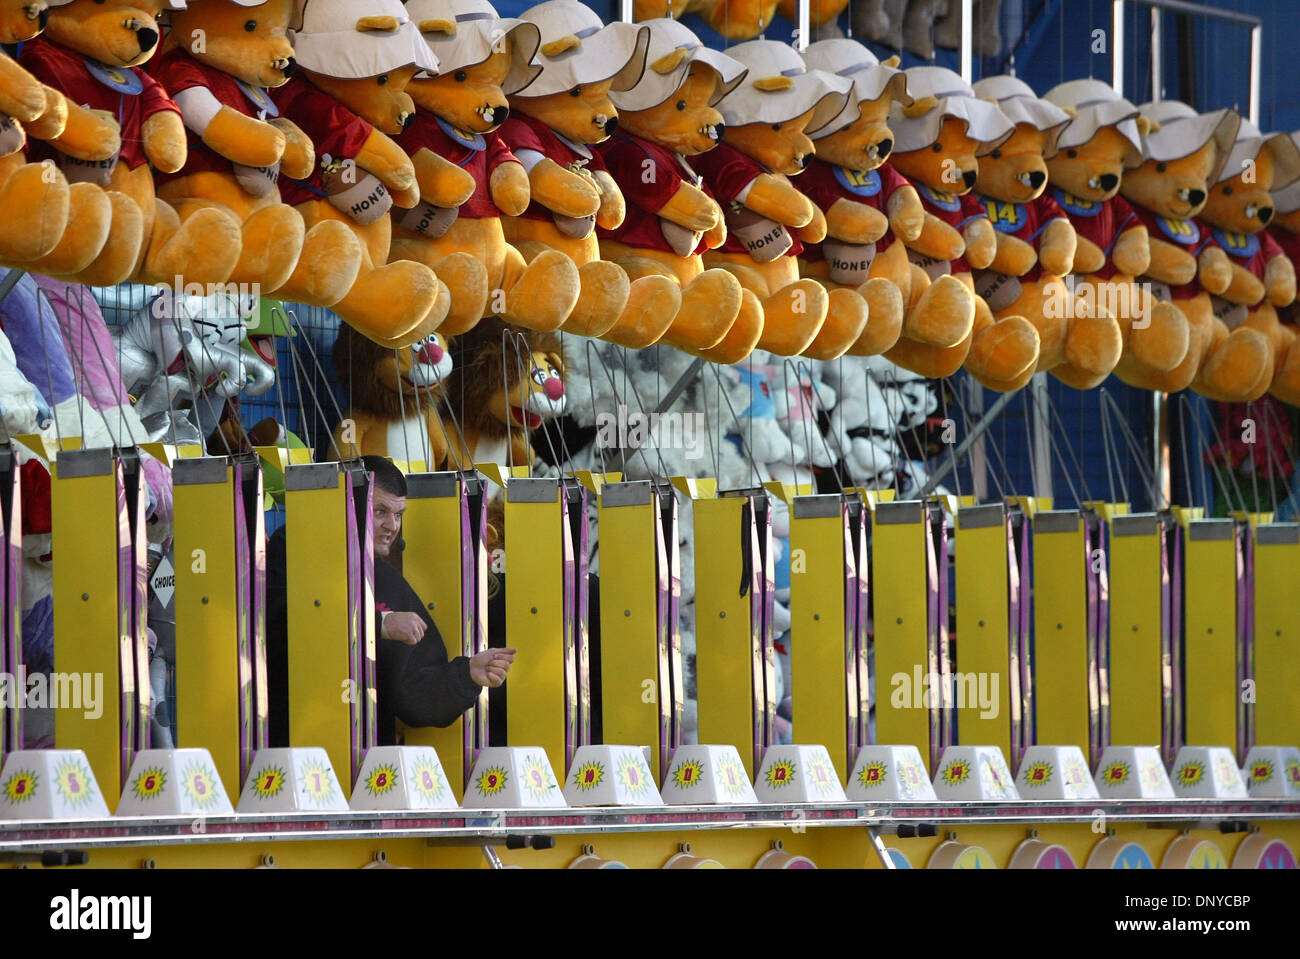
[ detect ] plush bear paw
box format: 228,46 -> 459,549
692,290 -> 765,364
270,220 -> 363,307
904,273 -> 975,347
1197,326 -> 1272,403
1127,300 -> 1191,373
600,274 -> 681,349
966,315 -> 1040,386
230,204 -> 306,292
662,268 -> 743,351
503,249 -> 582,333
562,260 -> 631,338
849,276 -> 905,356
430,251 -> 490,335
802,287 -> 870,360
755,279 -> 830,356
334,260 -> 444,346
1063,312 -> 1124,379
0,162 -> 70,263
53,190 -> 144,287
143,203 -> 242,287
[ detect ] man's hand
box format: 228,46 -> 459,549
470,648 -> 517,688
381,612 -> 427,646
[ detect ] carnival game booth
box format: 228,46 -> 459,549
1,0 -> 1299,870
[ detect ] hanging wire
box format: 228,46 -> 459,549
710,361 -> 764,488
280,308 -> 338,460
581,338 -> 611,477
1184,393 -> 1248,515
794,359 -> 847,491
1019,384 -> 1038,496
269,306 -> 294,465
945,372 -> 1011,501
32,285 -> 68,452
1098,387 -> 1128,504
1176,393 -> 1195,509
938,378 -> 963,502
1100,388 -> 1167,508
1256,398 -> 1288,515
1040,385 -> 1093,506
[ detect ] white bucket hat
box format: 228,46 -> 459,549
292,0 -> 439,79
1215,116 -> 1300,189
513,0 -> 649,99
1043,79 -> 1143,168
1138,101 -> 1241,183
971,75 -> 1071,158
1273,133 -> 1300,213
610,18 -> 745,113
889,66 -> 1013,156
406,0 -> 542,95
802,38 -> 911,139
713,39 -> 849,133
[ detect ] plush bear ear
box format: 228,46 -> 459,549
1059,105 -> 1077,118
541,34 -> 581,57
753,75 -> 794,92
882,55 -> 901,68
418,18 -> 457,36
356,15 -> 400,33
1136,115 -> 1157,135
902,95 -> 938,117
652,47 -> 689,74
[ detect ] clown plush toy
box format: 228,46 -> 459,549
597,17 -> 764,362
885,65 -> 1039,389
969,75 -> 1122,390
797,38 -> 916,358
1196,117 -> 1300,403
271,0 -> 448,347
1119,100 -> 1272,401
392,0 -> 582,336
22,0 -> 245,287
695,39 -> 873,360
1042,79 -> 1194,386
502,0 -> 690,349
153,0 -> 363,309
0,0 -> 116,276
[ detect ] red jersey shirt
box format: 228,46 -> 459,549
1203,222 -> 1281,284
692,141 -> 804,258
595,130 -> 715,256
399,115 -> 518,219
797,159 -> 908,263
968,191 -> 1069,282
497,112 -> 609,224
20,37 -> 180,172
1129,204 -> 1217,300
270,74 -> 374,207
151,48 -> 282,186
1052,190 -> 1139,281
899,182 -> 986,274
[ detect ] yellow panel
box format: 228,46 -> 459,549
954,507 -> 1012,760
597,487 -> 662,779
173,461 -> 243,795
1254,525 -> 1300,746
285,470 -> 356,797
1107,517 -> 1164,746
871,502 -> 933,772
694,496 -> 759,778
505,481 -> 566,772
52,452 -> 125,798
790,499 -> 851,780
1183,522 -> 1238,749
1031,512 -> 1090,754
401,474 -> 469,800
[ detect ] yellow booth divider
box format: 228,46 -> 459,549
1181,516 -> 1243,756
0,446 -> 19,761
1253,522 -> 1300,749
284,462 -> 373,798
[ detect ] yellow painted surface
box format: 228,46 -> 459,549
694,496 -> 759,778
1183,534 -> 1238,749
52,459 -> 126,799
1254,534 -> 1299,747
401,479 -> 469,800
173,464 -> 244,795
871,511 -> 933,772
285,475 -> 357,798
790,508 -> 852,781
505,491 -> 566,774
1031,517 -> 1091,754
954,514 -> 1012,759
1107,524 -> 1163,746
597,494 -> 662,780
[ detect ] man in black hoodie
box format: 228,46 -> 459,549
266,456 -> 515,746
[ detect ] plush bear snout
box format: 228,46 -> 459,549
490,105 -> 509,126
32,5 -> 49,29
871,137 -> 892,161
130,21 -> 158,54
1254,204 -> 1274,225
962,169 -> 977,189
707,121 -> 724,142
1097,172 -> 1119,192
1180,187 -> 1206,208
600,115 -> 618,136
277,56 -> 297,78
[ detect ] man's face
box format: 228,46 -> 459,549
373,487 -> 406,558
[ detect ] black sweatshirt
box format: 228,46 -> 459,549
265,526 -> 482,747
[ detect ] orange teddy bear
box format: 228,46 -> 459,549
1197,117 -> 1300,404
390,0 -> 581,337
271,0 -> 448,347
1119,101 -> 1272,401
694,38 -> 871,359
596,17 -> 764,362
21,0 -> 244,287
886,65 -> 1039,389
153,0 -> 363,307
1269,141 -> 1300,402
969,75 -> 1122,390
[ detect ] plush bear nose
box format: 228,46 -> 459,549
1259,206 -> 1274,224
962,169 -> 977,189
1028,170 -> 1046,190
603,116 -> 619,135
1099,173 -> 1119,192
282,57 -> 298,77
136,27 -> 159,53
37,7 -> 49,29
875,137 -> 893,158
492,105 -> 509,126
713,121 -> 725,140
1186,188 -> 1206,207
401,112 -> 415,131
